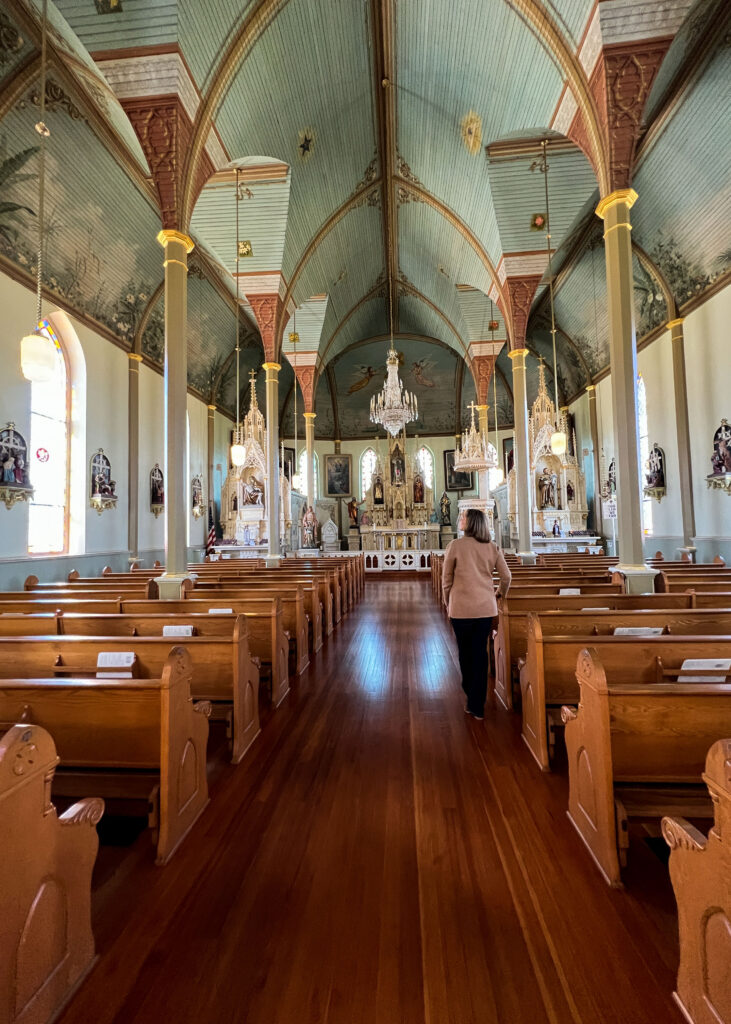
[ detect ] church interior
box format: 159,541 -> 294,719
1,0 -> 730,1021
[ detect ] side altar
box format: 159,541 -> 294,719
219,375 -> 291,545
507,362 -> 598,551
357,437 -> 440,563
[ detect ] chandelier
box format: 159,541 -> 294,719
454,401 -> 497,472
370,287 -> 417,436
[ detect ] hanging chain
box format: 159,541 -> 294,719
34,0 -> 50,327
542,138 -> 559,427
235,167 -> 241,433
491,301 -> 498,462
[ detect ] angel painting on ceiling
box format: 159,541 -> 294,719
411,358 -> 436,388
347,366 -> 379,395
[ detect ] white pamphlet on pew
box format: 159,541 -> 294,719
584,607 -> 610,611
613,626 -> 664,636
163,624 -> 194,637
559,588 -> 580,595
96,651 -> 135,678
208,608 -> 233,615
678,658 -> 731,682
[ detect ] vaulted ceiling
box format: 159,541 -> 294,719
1,0 -> 729,439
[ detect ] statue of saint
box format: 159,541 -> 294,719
440,491 -> 451,526
242,476 -> 264,506
347,497 -> 359,526
373,476 -> 384,504
539,468 -> 555,508
552,519 -> 561,537
413,474 -> 424,504
302,505 -> 318,548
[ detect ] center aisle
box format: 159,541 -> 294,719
59,579 -> 681,1024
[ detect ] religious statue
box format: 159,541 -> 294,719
566,480 -> 575,504
390,447 -> 405,485
413,474 -> 424,504
538,467 -> 556,508
302,505 -> 318,548
440,491 -> 451,526
3,454 -> 16,484
373,476 -> 384,504
552,519 -> 561,537
347,497 -> 359,527
242,476 -> 264,506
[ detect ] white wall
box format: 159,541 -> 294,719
571,281 -> 731,561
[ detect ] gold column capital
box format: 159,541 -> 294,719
595,188 -> 638,220
666,317 -> 685,330
128,352 -> 143,362
586,383 -> 596,393
262,362 -> 281,372
475,404 -> 488,411
303,411 -> 317,420
508,347 -> 529,363
156,229 -> 195,253
207,404 -> 217,411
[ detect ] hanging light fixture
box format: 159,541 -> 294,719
20,0 -> 55,383
454,399 -> 497,472
230,167 -> 246,467
369,282 -> 417,436
492,306 -> 503,485
290,313 -> 302,492
537,138 -> 567,457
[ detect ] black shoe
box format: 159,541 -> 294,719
466,707 -> 484,720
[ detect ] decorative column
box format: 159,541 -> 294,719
127,352 -> 142,564
207,404 -> 216,514
669,317 -> 696,556
476,404 -> 490,500
156,229 -> 195,596
586,384 -> 603,537
263,361 -> 281,565
304,412 -> 316,507
596,190 -> 655,590
508,348 -> 535,564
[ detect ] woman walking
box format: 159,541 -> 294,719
442,508 -> 511,719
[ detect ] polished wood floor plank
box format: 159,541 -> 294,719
57,580 -> 682,1024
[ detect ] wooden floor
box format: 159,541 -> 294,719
59,580 -> 683,1024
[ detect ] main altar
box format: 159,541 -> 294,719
220,376 -> 291,545
358,437 -> 440,559
507,362 -> 598,550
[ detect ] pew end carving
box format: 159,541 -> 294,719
662,738 -> 731,1024
0,723 -> 103,1024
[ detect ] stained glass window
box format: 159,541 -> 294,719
298,449 -> 319,498
28,321 -> 69,554
416,445 -> 434,490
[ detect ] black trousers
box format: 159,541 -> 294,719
450,616 -> 493,714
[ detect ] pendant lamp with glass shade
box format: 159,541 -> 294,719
230,168 -> 246,467
536,138 -> 567,457
289,312 -> 302,492
20,0 -> 56,383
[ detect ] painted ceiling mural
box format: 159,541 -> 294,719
0,0 -> 727,434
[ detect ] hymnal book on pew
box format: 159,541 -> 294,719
559,588 -> 581,595
678,658 -> 731,682
162,625 -> 195,637
96,651 -> 136,678
208,608 -> 233,614
613,626 -> 665,636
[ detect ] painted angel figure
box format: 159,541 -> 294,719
411,358 -> 435,388
347,366 -> 378,395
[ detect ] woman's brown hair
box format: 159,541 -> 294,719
463,508 -> 491,544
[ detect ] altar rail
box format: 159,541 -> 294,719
364,551 -> 434,572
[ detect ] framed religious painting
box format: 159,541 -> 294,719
503,437 -> 514,477
280,446 -> 295,483
324,454 -> 352,497
150,463 -> 165,518
444,449 -> 473,492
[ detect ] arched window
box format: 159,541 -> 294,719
415,444 -> 434,491
637,373 -> 653,536
487,442 -> 503,492
28,320 -> 70,554
360,447 -> 378,499
298,448 -> 319,498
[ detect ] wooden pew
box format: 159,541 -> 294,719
561,646 -> 731,886
0,647 -> 209,865
493,591 -> 694,710
25,574 -> 159,599
662,738 -> 731,1024
0,723 -> 103,1024
519,611 -> 731,770
195,576 -> 334,639
0,615 -> 261,763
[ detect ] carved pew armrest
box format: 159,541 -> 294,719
661,815 -> 708,853
193,700 -> 213,718
251,656 -> 261,670
517,657 -> 526,673
560,705 -> 578,724
59,796 -> 105,828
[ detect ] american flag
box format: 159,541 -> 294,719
205,503 -> 216,558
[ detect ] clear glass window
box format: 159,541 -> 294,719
298,449 -> 319,498
360,447 -> 378,499
416,445 -> 434,491
637,373 -> 653,536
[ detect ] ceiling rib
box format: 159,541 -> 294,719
371,0 -> 398,334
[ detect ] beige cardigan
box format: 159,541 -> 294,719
441,537 -> 512,619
